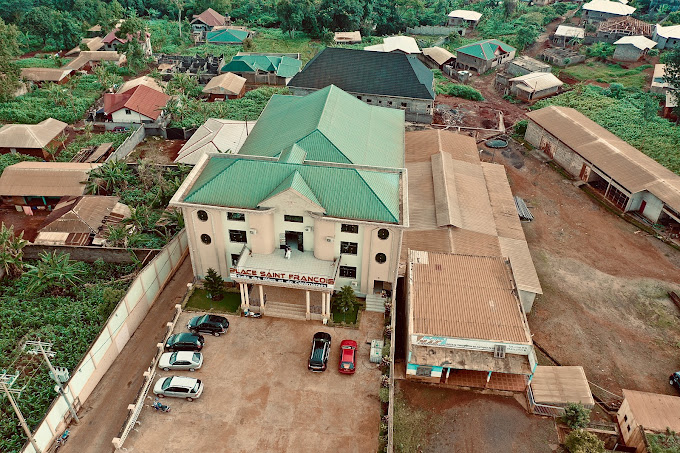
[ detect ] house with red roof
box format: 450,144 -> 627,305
191,8 -> 231,35
102,28 -> 152,56
103,84 -> 171,125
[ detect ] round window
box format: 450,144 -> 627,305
200,234 -> 211,245
377,228 -> 390,240
197,210 -> 208,222
375,253 -> 387,264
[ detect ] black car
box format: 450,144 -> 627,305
308,332 -> 332,372
165,332 -> 205,351
187,314 -> 229,336
671,372 -> 680,391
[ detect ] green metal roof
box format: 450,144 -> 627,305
206,28 -> 249,44
183,156 -> 401,223
238,85 -> 405,168
456,39 -> 516,61
220,55 -> 302,77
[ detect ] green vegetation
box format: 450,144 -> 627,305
0,258 -> 137,453
561,62 -> 652,89
168,86 -> 289,128
0,74 -> 103,124
57,130 -> 132,162
534,84 -> 680,175
433,69 -> 484,101
561,403 -> 591,429
148,18 -> 193,54
251,28 -> 321,63
13,56 -> 71,68
394,390 -> 440,453
648,429 -> 680,453
585,42 -> 615,59
0,153 -> 37,176
185,288 -> 241,313
203,268 -> 225,301
564,429 -> 605,453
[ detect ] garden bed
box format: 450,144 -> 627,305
331,305 -> 359,324
184,288 -> 241,313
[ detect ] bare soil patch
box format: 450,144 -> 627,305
0,207 -> 50,241
125,137 -> 185,164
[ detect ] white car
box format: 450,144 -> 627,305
158,351 -> 203,372
153,376 -> 203,401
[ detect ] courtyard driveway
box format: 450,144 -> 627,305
124,311 -> 384,453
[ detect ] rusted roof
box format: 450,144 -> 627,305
0,162 -> 100,197
408,250 -> 533,343
423,47 -> 455,66
117,75 -> 165,94
66,51 -> 125,71
531,366 -> 595,408
334,31 -> 361,43
21,68 -> 72,82
191,8 -> 227,27
39,195 -> 126,235
526,106 -> 680,213
202,72 -> 246,95
0,118 -> 67,149
622,389 -> 680,433
66,36 -> 105,56
104,85 -> 170,120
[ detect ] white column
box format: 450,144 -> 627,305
244,284 -> 250,309
305,290 -> 311,320
326,292 -> 332,318
321,292 -> 326,317
258,285 -> 265,314
239,283 -> 247,309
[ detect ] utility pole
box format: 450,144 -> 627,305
23,340 -> 79,423
0,372 -> 41,453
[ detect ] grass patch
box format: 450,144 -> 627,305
332,304 -> 359,324
14,56 -> 72,68
394,390 -> 435,453
57,130 -> 132,162
251,28 -> 322,64
562,62 -> 652,89
186,288 -> 241,313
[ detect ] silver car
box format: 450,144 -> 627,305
153,376 -> 203,401
158,351 -> 203,372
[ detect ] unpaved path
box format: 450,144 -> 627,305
59,256 -> 192,453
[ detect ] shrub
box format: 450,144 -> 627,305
562,403 -> 591,429
379,387 -> 390,403
514,119 -> 528,136
649,48 -> 660,57
203,268 -> 225,301
648,428 -> 680,453
438,83 -> 485,101
564,429 -> 605,453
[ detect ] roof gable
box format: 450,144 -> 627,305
288,47 -> 434,100
456,39 -> 516,60
206,28 -> 248,43
259,170 -> 323,209
104,85 -> 171,120
191,8 -> 226,27
0,118 -> 68,149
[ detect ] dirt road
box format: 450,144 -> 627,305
493,142 -> 680,396
59,256 -> 193,453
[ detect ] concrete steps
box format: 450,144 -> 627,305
365,294 -> 386,313
263,301 -> 307,321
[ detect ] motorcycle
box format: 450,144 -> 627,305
152,398 -> 171,412
243,309 -> 262,318
55,430 -> 69,450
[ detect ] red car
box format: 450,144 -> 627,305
338,340 -> 357,374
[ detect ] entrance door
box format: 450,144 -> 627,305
579,163 -> 590,182
440,368 -> 449,384
285,231 -> 304,252
639,200 -> 647,215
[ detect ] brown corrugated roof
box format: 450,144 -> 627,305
191,8 -> 227,27
0,118 -> 68,149
526,106 -> 680,213
66,51 -> 125,71
0,162 -> 101,197
622,389 -> 680,433
404,129 -> 543,295
39,195 -> 123,234
423,47 -> 456,66
408,250 -> 532,343
104,85 -> 170,120
21,67 -> 72,82
202,72 -> 246,95
531,366 -> 594,407
117,76 -> 165,94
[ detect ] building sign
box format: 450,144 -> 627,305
414,335 -> 532,355
229,267 -> 335,288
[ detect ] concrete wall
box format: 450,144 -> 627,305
289,86 -> 432,124
510,85 -> 560,102
408,25 -> 466,35
613,44 -> 644,62
21,230 -> 189,453
582,10 -> 626,24
106,125 -> 145,162
629,190 -> 665,222
456,50 -> 516,74
653,31 -> 680,49
23,244 -> 159,263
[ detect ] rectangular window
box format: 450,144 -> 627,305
229,230 -> 247,243
401,102 -> 407,108
227,212 -> 245,221
339,266 -> 357,278
366,98 -> 372,103
340,241 -> 358,255
231,254 -> 240,265
125,109 -> 132,115
284,215 -> 303,223
357,96 -> 362,100
341,223 -> 358,234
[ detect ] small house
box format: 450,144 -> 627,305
206,27 -> 251,45
617,390 -> 680,453
174,118 -> 257,165
0,162 -> 101,208
202,72 -> 247,101
220,54 -> 301,85
65,51 -> 126,72
447,10 -> 482,28
334,31 -> 362,44
103,84 -> 171,125
539,47 -> 586,66
34,195 -> 130,246
66,36 -> 105,57
0,118 -> 68,159
455,39 -> 516,74
613,36 -> 656,61
553,25 -> 585,47
20,68 -> 72,87
421,47 -> 456,70
364,36 -> 421,54
508,72 -> 564,102
595,16 -> 652,44
117,76 -> 165,95
581,0 -> 636,24
191,8 -> 230,35
102,29 -> 152,56
651,64 -> 669,94
528,366 -> 594,416
652,23 -> 680,49
506,55 -> 551,76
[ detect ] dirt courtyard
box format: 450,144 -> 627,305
395,380 -> 559,453
494,141 -> 680,397
124,311 -> 384,453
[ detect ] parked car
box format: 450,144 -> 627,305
670,372 -> 680,391
338,340 -> 358,374
165,332 -> 204,351
187,314 -> 229,336
308,332 -> 332,372
153,376 -> 203,401
159,351 -> 203,371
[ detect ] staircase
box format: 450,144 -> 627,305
364,294 -> 386,313
262,301 -> 307,321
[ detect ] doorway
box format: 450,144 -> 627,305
285,231 -> 304,251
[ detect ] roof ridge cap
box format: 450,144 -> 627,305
355,168 -> 399,223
